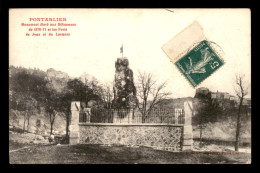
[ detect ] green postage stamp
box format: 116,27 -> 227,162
175,40 -> 224,87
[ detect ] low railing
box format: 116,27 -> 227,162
79,108 -> 185,124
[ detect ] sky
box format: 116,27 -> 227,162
9,9 -> 251,98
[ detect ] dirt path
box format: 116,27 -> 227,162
9,146 -> 31,153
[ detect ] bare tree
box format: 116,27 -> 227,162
48,108 -> 58,135
11,111 -> 19,131
136,71 -> 171,122
36,119 -> 41,134
100,83 -> 114,109
193,98 -> 223,147
234,73 -> 249,151
22,97 -> 36,133
44,89 -> 61,135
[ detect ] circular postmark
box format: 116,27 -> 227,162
185,40 -> 225,60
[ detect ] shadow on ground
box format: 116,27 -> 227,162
9,143 -> 251,164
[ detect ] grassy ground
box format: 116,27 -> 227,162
9,142 -> 251,164
193,119 -> 251,144
9,121 -> 251,164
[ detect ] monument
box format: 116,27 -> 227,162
113,45 -> 137,109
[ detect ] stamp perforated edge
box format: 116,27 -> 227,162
161,21 -> 226,88
173,38 -> 225,88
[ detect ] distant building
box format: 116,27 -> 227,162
211,92 -> 217,99
242,98 -> 251,108
194,87 -> 210,98
158,87 -> 251,118
224,93 -> 230,99
211,91 -> 230,100
230,95 -> 236,100
224,94 -> 251,107
195,87 -> 251,110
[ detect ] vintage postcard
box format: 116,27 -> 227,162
9,9 -> 251,164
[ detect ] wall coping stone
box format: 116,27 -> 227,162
78,123 -> 185,127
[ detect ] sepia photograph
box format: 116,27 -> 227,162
9,8 -> 251,164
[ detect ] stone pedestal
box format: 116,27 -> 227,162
182,101 -> 193,151
113,109 -> 134,124
69,101 -> 80,145
84,108 -> 91,123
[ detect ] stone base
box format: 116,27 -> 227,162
183,139 -> 193,145
70,137 -> 79,145
183,133 -> 193,139
182,124 -> 193,151
70,131 -> 79,138
70,131 -> 79,145
182,145 -> 193,151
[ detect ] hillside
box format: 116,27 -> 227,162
9,66 -> 98,138
9,109 -> 66,135
155,97 -> 203,115
156,97 -> 251,145
193,118 -> 251,144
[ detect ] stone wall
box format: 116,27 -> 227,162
79,124 -> 183,151
70,101 -> 193,151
